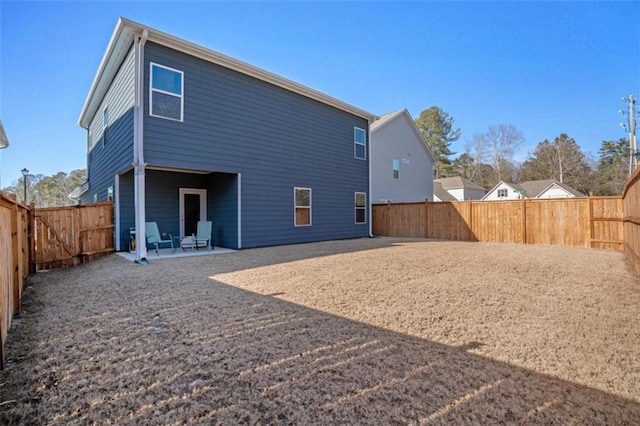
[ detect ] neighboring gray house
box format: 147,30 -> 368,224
483,179 -> 584,201
77,18 -> 375,260
433,177 -> 486,201
370,109 -> 435,203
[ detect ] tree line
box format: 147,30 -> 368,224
415,106 -> 631,195
1,169 -> 86,208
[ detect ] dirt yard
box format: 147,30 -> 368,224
1,237 -> 639,424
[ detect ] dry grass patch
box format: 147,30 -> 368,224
1,237 -> 639,424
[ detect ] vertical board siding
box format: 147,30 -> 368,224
372,197 -> 625,251
143,42 -> 369,248
623,169 -> 640,273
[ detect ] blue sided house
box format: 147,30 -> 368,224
77,18 -> 375,260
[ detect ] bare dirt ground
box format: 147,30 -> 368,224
1,237 -> 639,424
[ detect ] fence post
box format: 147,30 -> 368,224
75,204 -> 82,265
28,204 -> 36,273
522,197 -> 527,244
424,200 -> 429,238
467,199 -> 473,241
10,198 -> 20,315
587,195 -> 593,249
385,201 -> 390,236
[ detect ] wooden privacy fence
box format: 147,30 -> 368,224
0,199 -> 114,368
372,197 -> 625,251
35,202 -> 115,270
623,168 -> 640,273
0,192 -> 32,369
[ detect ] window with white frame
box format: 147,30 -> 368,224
355,192 -> 366,224
497,188 -> 508,198
354,127 -> 366,160
393,159 -> 400,179
294,187 -> 312,226
150,63 -> 184,121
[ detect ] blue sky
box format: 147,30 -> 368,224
1,1 -> 638,187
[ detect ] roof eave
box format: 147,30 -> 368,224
78,18 -> 376,128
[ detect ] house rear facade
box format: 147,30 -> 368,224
78,18 -> 375,259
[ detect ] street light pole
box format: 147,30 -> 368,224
21,168 -> 29,204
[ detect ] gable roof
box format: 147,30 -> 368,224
482,181 -> 520,200
79,17 -> 376,128
370,108 -> 436,162
519,179 -> 584,198
483,179 -> 584,199
433,181 -> 457,201
434,176 -> 486,191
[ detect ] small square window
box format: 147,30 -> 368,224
294,187 -> 311,226
354,127 -> 366,160
355,192 -> 366,224
497,188 -> 508,198
393,159 -> 400,179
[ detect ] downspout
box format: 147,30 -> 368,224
133,29 -> 148,262
368,121 -> 373,238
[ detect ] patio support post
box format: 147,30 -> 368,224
133,30 -> 148,262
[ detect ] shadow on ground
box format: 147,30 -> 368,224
0,240 -> 638,424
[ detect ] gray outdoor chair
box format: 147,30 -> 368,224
145,222 -> 173,256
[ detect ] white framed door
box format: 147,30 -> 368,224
179,188 -> 207,237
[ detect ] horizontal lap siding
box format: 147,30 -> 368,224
143,42 -> 369,248
118,171 -> 134,250
208,173 -> 238,248
82,45 -> 135,204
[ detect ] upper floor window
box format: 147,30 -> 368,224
393,159 -> 400,179
354,127 -> 366,160
497,188 -> 508,198
150,63 -> 184,121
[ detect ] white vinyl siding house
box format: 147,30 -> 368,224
483,179 -> 584,200
370,109 -> 435,203
482,181 -> 521,201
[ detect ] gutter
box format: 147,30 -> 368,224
133,29 -> 149,263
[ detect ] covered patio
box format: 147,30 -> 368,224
117,245 -> 235,261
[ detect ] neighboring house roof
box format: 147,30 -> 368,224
519,179 -> 584,198
370,108 -> 436,162
433,181 -> 457,201
78,17 -> 376,128
434,176 -> 486,191
68,182 -> 89,202
483,179 -> 584,200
